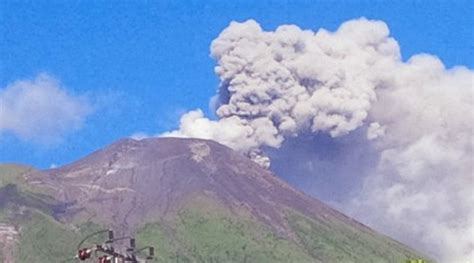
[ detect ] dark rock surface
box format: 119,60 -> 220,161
26,138 -> 367,235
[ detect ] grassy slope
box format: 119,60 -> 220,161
0,165 -> 102,262
0,164 -> 32,188
15,211 -> 102,262
0,190 -> 103,263
136,195 -> 430,263
286,210 -> 429,263
136,196 -> 314,263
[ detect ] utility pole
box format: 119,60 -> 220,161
65,229 -> 154,263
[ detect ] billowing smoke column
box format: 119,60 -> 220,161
162,18 -> 473,262
165,18 -> 401,166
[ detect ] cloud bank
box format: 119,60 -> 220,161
0,73 -> 92,143
157,18 -> 473,261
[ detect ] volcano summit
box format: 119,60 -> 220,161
1,138 -> 427,262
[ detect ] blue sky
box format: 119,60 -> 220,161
1,0 -> 473,169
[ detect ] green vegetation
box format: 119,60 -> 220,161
137,209 -> 314,262
135,197 -> 430,263
0,164 -> 31,188
15,211 -> 101,262
0,184 -> 56,215
0,164 -> 50,196
287,210 -> 429,263
1,201 -> 103,263
175,209 -> 314,262
136,222 -> 180,262
0,165 -> 103,263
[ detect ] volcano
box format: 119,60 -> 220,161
0,138 -> 428,262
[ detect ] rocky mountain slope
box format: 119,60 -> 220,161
0,138 -> 429,262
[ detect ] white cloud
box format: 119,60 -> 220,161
348,56 -> 474,262
0,73 -> 92,143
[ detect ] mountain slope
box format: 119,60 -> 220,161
2,138 -> 430,262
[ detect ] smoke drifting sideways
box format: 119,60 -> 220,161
160,18 -> 473,262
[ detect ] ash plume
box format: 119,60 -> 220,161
160,18 -> 473,262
